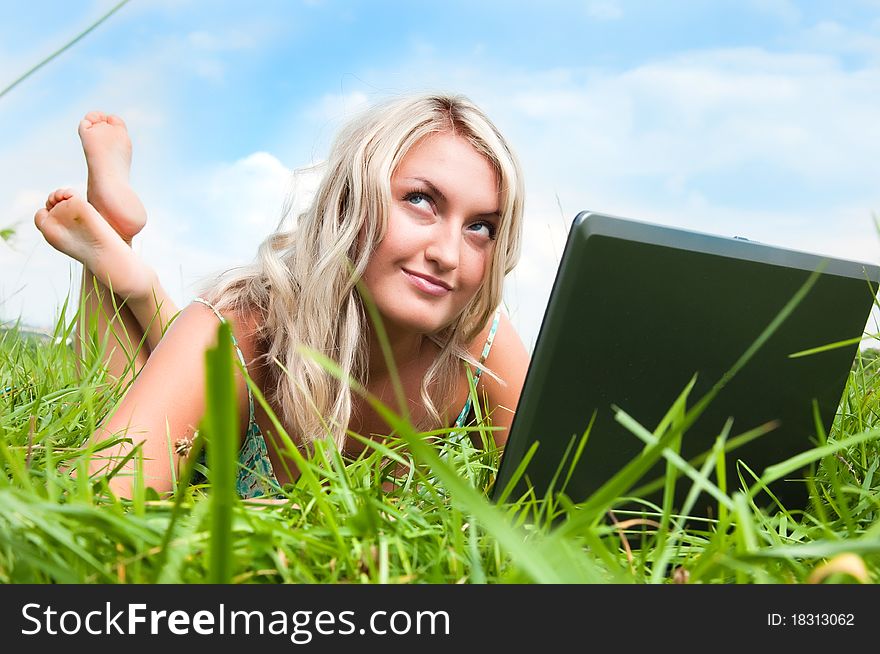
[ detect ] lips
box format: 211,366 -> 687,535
402,269 -> 453,296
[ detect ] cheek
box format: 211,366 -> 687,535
360,237 -> 400,295
464,248 -> 492,287
369,221 -> 408,264
361,254 -> 386,291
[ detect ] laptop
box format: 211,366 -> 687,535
492,210 -> 880,516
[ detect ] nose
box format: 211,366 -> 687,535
424,221 -> 461,271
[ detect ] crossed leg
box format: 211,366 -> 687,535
35,112 -> 179,386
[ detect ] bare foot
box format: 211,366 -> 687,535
35,189 -> 154,299
78,112 -> 147,242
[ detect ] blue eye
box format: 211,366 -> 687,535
469,221 -> 498,240
404,192 -> 431,207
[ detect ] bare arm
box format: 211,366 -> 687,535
124,266 -> 181,353
87,301 -> 252,498
75,239 -> 179,388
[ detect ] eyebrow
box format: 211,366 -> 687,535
403,176 -> 500,219
404,177 -> 447,204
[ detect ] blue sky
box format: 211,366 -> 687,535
2,0 -> 880,349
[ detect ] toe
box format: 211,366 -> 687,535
46,188 -> 71,209
34,208 -> 48,232
79,111 -> 106,132
53,189 -> 74,206
106,114 -> 127,128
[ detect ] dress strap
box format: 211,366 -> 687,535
193,297 -> 256,426
454,307 -> 502,428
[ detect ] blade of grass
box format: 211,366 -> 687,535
761,427 -> 880,486
0,0 -> 133,100
301,347 -> 603,583
613,407 -> 734,510
788,333 -> 877,358
651,422 -> 730,584
202,321 -> 239,584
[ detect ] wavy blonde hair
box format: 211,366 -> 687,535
199,92 -> 525,451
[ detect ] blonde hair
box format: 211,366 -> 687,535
199,92 -> 525,451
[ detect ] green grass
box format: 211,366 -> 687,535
1,298 -> 879,584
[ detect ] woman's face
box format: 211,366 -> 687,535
361,130 -> 500,338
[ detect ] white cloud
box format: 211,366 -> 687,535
173,151 -> 293,253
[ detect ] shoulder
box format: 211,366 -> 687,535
145,300 -> 258,388
189,299 -> 264,370
467,310 -> 528,373
172,300 -> 262,425
153,300 -> 230,361
466,309 -> 530,445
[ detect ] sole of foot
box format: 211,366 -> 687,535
78,111 -> 148,242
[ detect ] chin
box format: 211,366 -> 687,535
380,306 -> 455,336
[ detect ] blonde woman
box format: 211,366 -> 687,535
35,93 -> 530,499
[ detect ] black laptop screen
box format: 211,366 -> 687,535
494,212 -> 879,514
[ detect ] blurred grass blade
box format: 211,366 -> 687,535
0,0 -> 133,100
202,321 -> 239,584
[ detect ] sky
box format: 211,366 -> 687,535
1,0 -> 880,351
